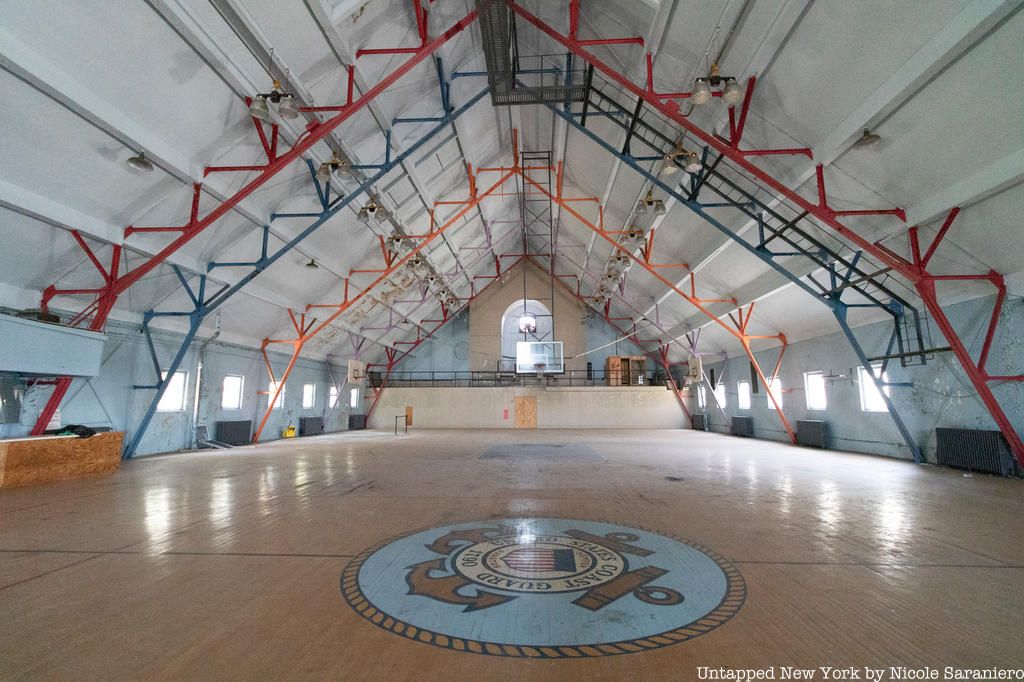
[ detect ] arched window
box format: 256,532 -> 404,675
500,299 -> 552,369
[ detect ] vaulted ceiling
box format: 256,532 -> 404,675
0,0 -> 1020,367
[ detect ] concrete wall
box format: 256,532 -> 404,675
368,386 -> 685,429
693,295 -> 1024,462
468,261 -> 589,373
1,320 -> 351,456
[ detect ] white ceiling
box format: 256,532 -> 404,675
0,0 -> 1020,367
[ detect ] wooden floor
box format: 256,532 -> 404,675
1,429 -> 1022,678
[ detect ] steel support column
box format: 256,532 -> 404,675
31,8 -> 479,437
121,87 -> 489,458
540,96 -> 924,459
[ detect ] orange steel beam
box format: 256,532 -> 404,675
252,167 -> 518,441
517,168 -> 797,443
532,255 -> 692,422
252,150 -> 795,443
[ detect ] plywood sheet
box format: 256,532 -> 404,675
514,396 -> 537,429
0,431 -> 122,489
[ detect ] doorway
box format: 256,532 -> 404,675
514,396 -> 537,429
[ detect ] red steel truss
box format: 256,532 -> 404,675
254,146 -> 795,443
29,8 -> 479,435
510,0 -> 1021,461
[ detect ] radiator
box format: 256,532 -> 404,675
691,414 -> 710,431
732,416 -> 754,438
936,427 -> 1014,476
215,420 -> 252,445
797,420 -> 830,448
299,416 -> 323,436
348,414 -> 366,430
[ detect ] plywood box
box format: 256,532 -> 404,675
0,432 -> 123,489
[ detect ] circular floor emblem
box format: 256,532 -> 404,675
341,519 -> 745,657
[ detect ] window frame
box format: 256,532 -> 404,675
268,380 -> 285,410
737,380 -> 751,410
328,385 -> 339,409
302,383 -> 317,409
713,381 -> 727,408
803,371 -> 827,411
221,374 -> 245,411
157,370 -> 188,412
858,364 -> 891,413
766,376 -> 783,410
349,387 -> 360,409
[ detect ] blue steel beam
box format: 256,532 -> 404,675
123,86 -> 489,458
541,98 -> 924,462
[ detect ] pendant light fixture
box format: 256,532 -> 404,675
690,63 -> 742,107
721,78 -> 743,106
126,150 -> 154,172
249,51 -> 298,121
691,78 -> 713,105
853,129 -> 882,149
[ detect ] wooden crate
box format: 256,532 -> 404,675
605,355 -> 648,386
0,432 -> 123,489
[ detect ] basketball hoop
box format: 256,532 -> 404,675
534,362 -> 546,379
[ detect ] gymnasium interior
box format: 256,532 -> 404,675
0,0 -> 1022,678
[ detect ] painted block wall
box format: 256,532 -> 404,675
692,295 -> 1023,462
2,320 -> 351,456
368,386 -> 684,429
395,309 -> 470,376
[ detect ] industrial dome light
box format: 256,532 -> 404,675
683,150 -> 702,173
721,78 -> 743,106
653,199 -> 667,216
277,94 -> 298,120
317,153 -> 350,182
660,153 -> 679,176
249,79 -> 297,122
126,150 -> 154,172
626,228 -> 646,248
357,198 -> 388,224
691,78 -> 712,105
853,129 -> 882,149
248,94 -> 271,121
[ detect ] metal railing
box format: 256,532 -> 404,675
372,369 -> 670,388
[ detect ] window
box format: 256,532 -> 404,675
302,383 -> 316,409
766,376 -> 783,410
329,385 -> 339,409
713,382 -> 726,408
221,375 -> 244,410
697,384 -> 706,409
157,371 -> 187,412
350,387 -> 360,409
268,380 -> 285,409
737,380 -> 751,410
859,365 -> 891,412
804,371 -> 827,411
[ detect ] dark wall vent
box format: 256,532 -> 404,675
299,416 -> 323,437
936,427 -> 1014,476
216,420 -> 252,445
732,416 -> 754,438
797,420 -> 830,448
691,414 -> 710,431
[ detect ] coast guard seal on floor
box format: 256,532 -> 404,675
341,518 -> 745,657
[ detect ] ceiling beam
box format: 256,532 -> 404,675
906,148 -> 1024,227
645,0 -> 1018,318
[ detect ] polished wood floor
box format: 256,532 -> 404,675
1,429 -> 1021,678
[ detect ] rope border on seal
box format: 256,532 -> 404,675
339,518 -> 747,658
